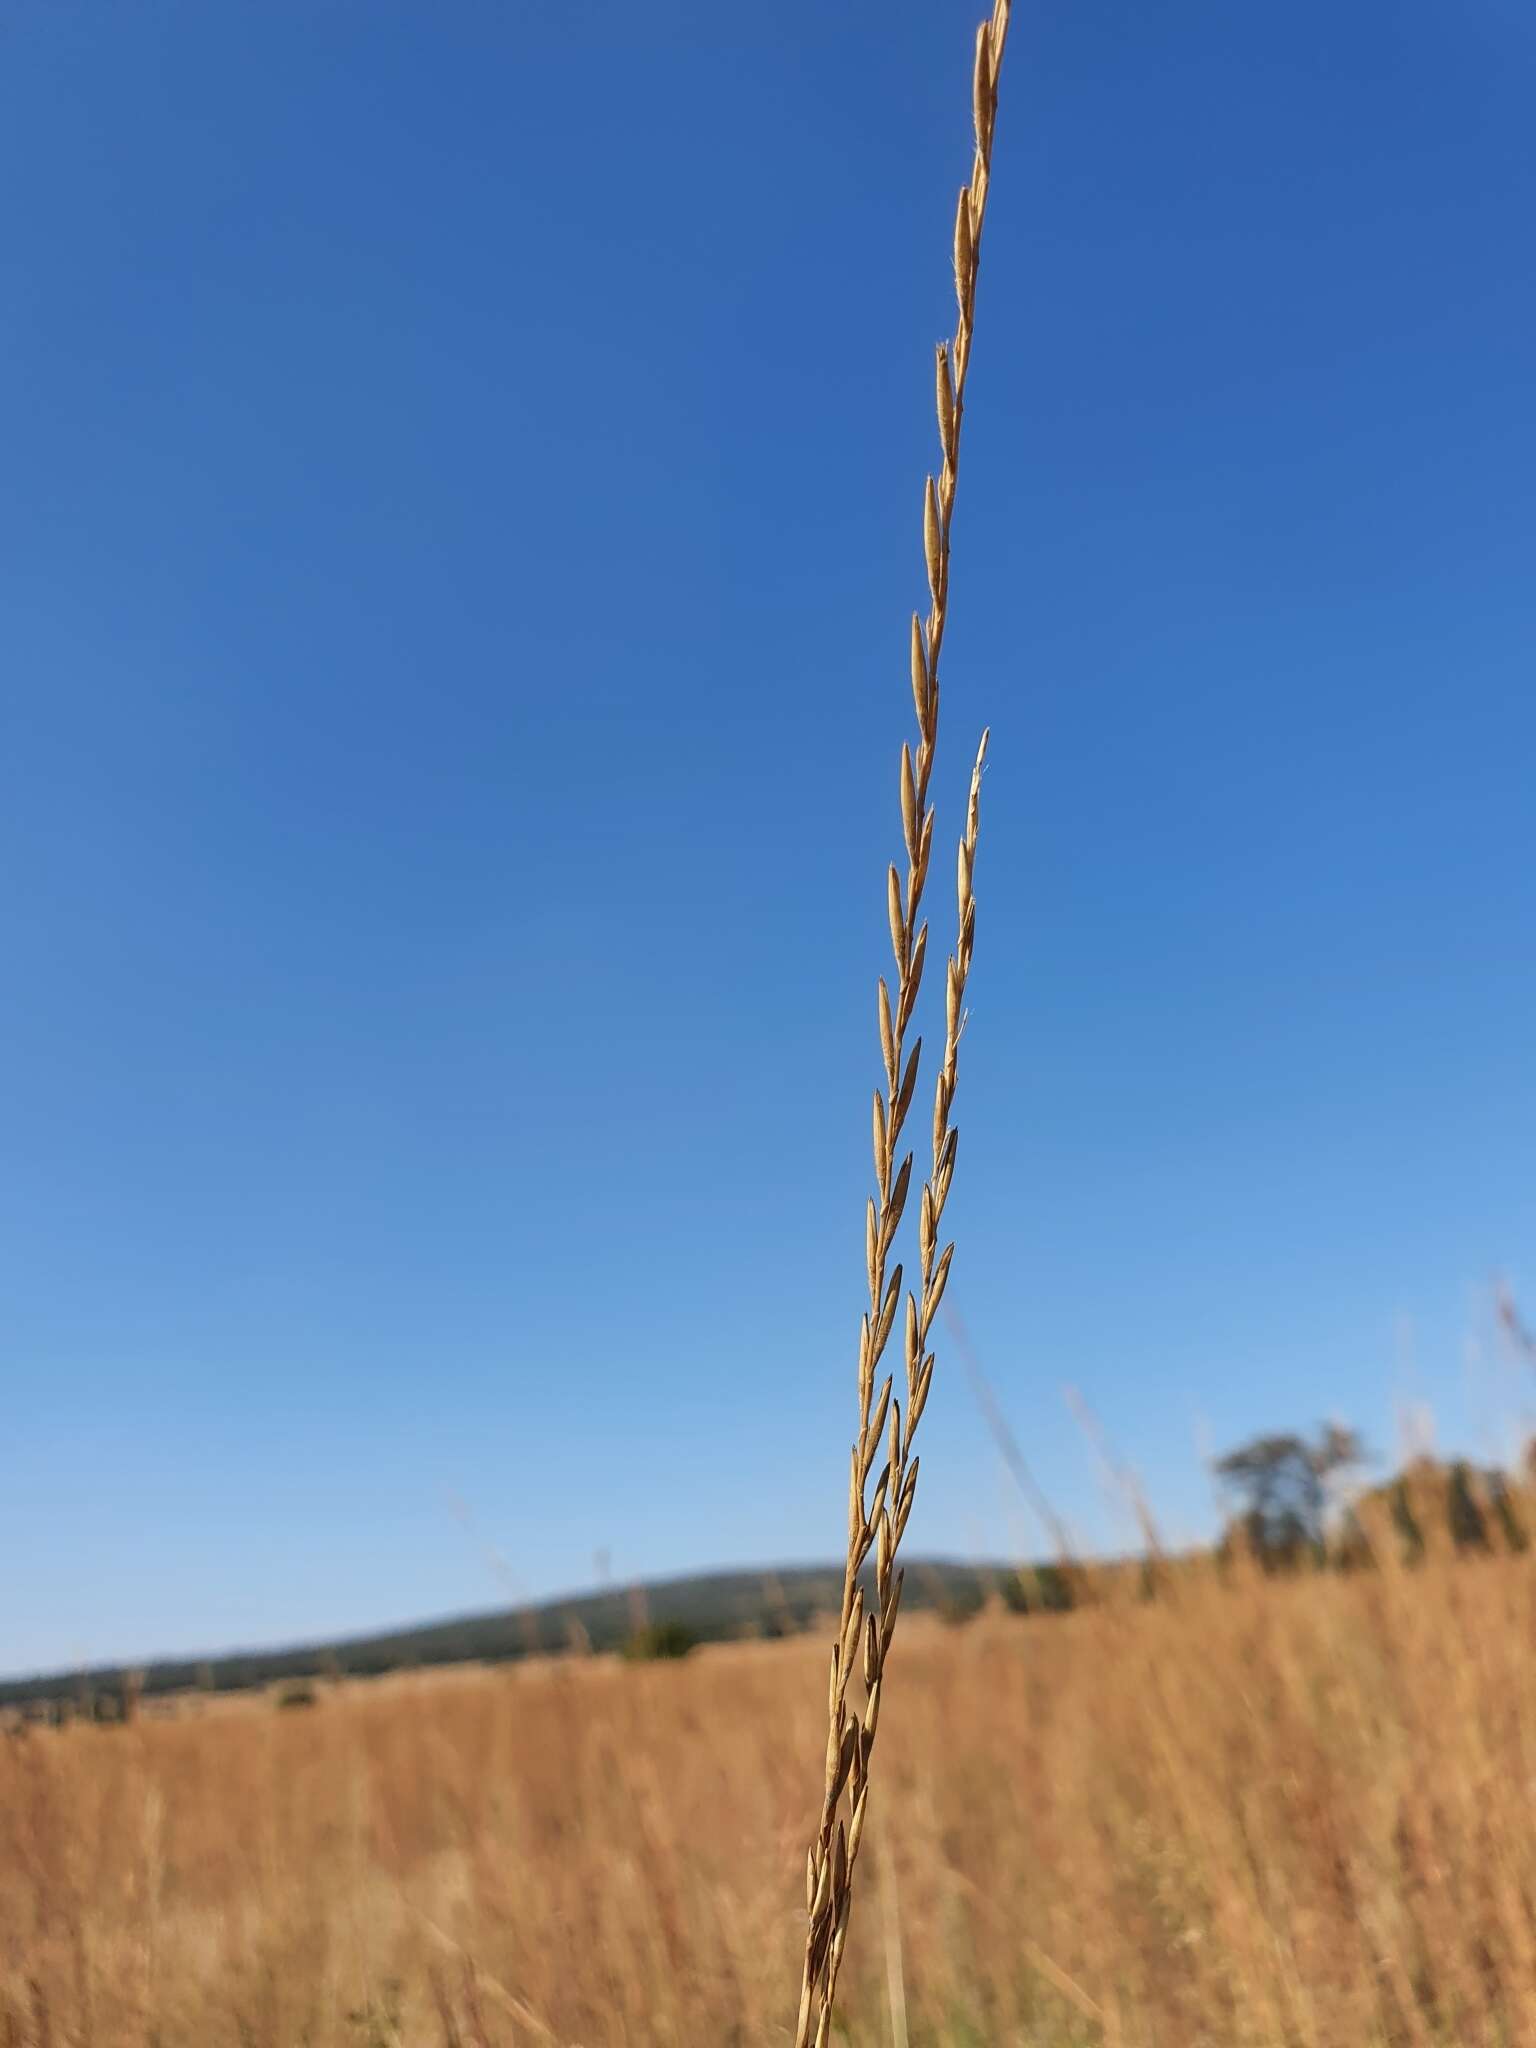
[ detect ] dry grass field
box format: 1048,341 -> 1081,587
8,0 -> 1524,2041
7,1551 -> 1536,2047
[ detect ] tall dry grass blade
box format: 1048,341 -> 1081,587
792,8 -> 1013,2041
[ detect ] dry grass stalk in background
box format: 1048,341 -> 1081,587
792,7 -> 1012,2042
14,1543 -> 1536,2045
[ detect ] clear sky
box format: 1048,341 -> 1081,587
4,0 -> 1534,1678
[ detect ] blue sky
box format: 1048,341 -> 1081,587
4,0 -> 1534,1677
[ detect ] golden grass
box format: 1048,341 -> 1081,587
9,1556 -> 1536,2045
797,6 -> 1012,2036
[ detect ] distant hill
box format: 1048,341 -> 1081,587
0,1557 -> 1014,1712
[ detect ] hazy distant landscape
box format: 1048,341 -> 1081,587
0,1559 -> 1005,1713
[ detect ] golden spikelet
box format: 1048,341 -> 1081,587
791,7 -> 1012,2041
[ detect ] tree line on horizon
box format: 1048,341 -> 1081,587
1210,1421 -> 1533,1571
5,1428 -> 1529,1726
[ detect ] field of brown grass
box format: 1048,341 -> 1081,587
6,1552 -> 1536,2047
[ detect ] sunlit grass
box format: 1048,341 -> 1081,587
7,1551 -> 1536,2044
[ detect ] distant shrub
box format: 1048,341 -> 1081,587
1447,1461 -> 1491,1553
937,1587 -> 985,1626
273,1680 -> 320,1710
620,1622 -> 697,1662
1002,1563 -> 1077,1615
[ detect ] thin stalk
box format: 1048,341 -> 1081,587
793,7 -> 1013,2043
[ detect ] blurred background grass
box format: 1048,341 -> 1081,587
9,1469 -> 1536,2046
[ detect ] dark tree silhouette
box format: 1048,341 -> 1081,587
1446,1460 -> 1491,1553
1215,1424 -> 1365,1565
